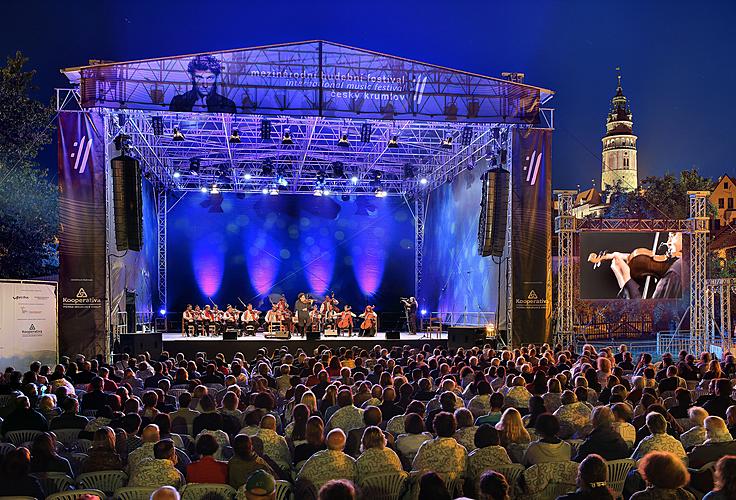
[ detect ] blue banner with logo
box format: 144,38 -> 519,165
58,111 -> 107,357
512,128 -> 552,344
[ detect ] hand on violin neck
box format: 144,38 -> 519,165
610,253 -> 632,288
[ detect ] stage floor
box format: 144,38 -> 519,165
160,331 -> 448,358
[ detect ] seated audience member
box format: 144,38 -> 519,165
325,390 -> 364,434
1,395 -> 48,434
297,429 -> 356,490
453,407 -> 478,452
478,470 -> 510,500
468,424 -> 512,481
495,407 -> 531,447
49,397 -> 88,431
558,454 -> 615,500
344,405 -> 387,458
318,478 -> 356,500
186,433 -> 228,484
611,402 -> 636,447
29,431 -> 74,477
293,416 -> 326,465
468,381 -> 493,419
687,416 -> 736,468
150,486 -> 181,500
476,391 -> 505,426
81,426 -> 123,473
396,413 -> 433,465
170,392 -> 199,435
256,414 -> 291,471
522,412 -> 571,466
679,407 -> 708,450
129,439 -> 184,488
630,451 -> 695,500
703,455 -> 736,500
192,394 -> 224,436
553,390 -> 591,439
574,406 -> 630,461
127,424 -> 161,474
413,411 -> 467,479
228,433 -> 274,490
355,425 -> 403,482
631,412 -> 687,462
237,469 -> 276,500
0,447 -> 45,499
418,471 -> 452,500
702,378 -> 736,419
504,376 -> 532,410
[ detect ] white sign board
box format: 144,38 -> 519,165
0,280 -> 58,369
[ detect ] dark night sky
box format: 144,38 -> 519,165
2,0 -> 734,188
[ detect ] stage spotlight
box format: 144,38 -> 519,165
189,158 -> 200,175
375,189 -> 387,198
338,132 -> 350,148
313,188 -> 323,197
360,123 -> 372,143
269,186 -> 279,196
441,135 -> 453,149
200,186 -> 208,193
331,161 -> 345,178
260,119 -> 271,140
387,135 -> 399,148
173,171 -> 181,179
229,129 -> 241,144
420,177 -> 428,185
281,129 -> 294,145
461,126 -> 473,146
244,173 -> 252,180
261,159 -> 274,176
151,116 -> 164,136
172,127 -> 185,141
341,194 -> 351,202
420,308 -> 427,316
210,184 -> 220,194
262,187 -> 269,195
350,175 -> 359,184
159,308 -> 167,316
403,163 -> 416,179
323,188 -> 331,195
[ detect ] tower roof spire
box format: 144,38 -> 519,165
608,67 -> 631,124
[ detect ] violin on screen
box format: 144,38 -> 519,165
587,247 -> 681,281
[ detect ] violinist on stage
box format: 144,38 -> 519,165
359,305 -> 378,337
223,305 -> 238,331
265,303 -> 281,325
309,305 -> 321,331
240,304 -> 260,336
182,304 -> 195,337
294,293 -> 313,337
212,305 -> 224,334
202,305 -> 215,336
593,231 -> 683,299
320,294 -> 339,329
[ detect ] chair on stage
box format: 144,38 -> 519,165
425,316 -> 442,338
184,323 -> 195,337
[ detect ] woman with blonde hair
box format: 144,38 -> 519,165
704,416 -> 733,443
543,378 -> 563,413
495,408 -> 531,450
300,391 -> 319,416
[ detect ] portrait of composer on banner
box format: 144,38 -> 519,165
169,55 -> 236,113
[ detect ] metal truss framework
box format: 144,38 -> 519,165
689,191 -> 710,354
554,191 -> 576,348
705,278 -> 736,353
413,192 -> 428,300
156,189 -> 167,316
577,218 -> 692,232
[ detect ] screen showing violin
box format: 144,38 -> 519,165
579,231 -> 686,300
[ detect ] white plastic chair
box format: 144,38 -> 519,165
114,486 -> 158,500
47,490 -> 105,500
606,459 -> 636,497
359,471 -> 408,500
30,472 -> 74,495
77,470 -> 128,495
5,429 -> 43,445
275,480 -> 292,500
181,483 -> 237,500
51,428 -> 82,444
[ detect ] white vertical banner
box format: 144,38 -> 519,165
0,280 -> 58,368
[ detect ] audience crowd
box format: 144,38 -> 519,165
0,343 -> 735,499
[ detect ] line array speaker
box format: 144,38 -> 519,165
478,167 -> 510,257
111,154 -> 143,251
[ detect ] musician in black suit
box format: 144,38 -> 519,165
293,293 -> 312,337
169,55 -> 236,113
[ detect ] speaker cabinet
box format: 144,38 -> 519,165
307,331 -> 321,341
478,167 -> 510,257
223,329 -> 238,341
386,330 -> 401,340
117,333 -> 162,357
111,154 -> 143,251
447,326 -> 487,350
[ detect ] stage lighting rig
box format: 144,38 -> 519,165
350,175 -> 359,184
210,184 -> 220,194
420,177 -> 428,186
281,129 -> 294,145
260,119 -> 271,140
261,159 -> 274,176
331,161 -> 345,178
403,163 -> 416,179
173,171 -> 181,179
200,186 -> 208,193
387,135 -> 399,148
172,127 -> 185,142
441,134 -> 454,149
316,170 -> 326,183
151,116 -> 164,136
360,123 -> 372,143
113,133 -> 131,151
338,132 -> 350,148
244,173 -> 252,180
276,165 -> 289,187
229,129 -> 241,144
189,158 -> 201,175
461,126 -> 473,146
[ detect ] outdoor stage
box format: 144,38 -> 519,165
159,331 -> 449,359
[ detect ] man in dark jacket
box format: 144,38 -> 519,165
49,398 -> 89,431
81,376 -> 119,412
702,378 -> 736,419
1,396 -> 48,434
169,55 -> 236,113
573,406 -> 630,462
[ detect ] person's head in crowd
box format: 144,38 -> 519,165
326,429 -> 347,451
645,412 -> 668,436
575,454 -> 613,499
638,451 -> 690,491
260,414 -> 277,431
688,407 -> 707,428
318,479 -> 356,500
92,426 -> 116,452
454,408 -> 474,429
121,413 -> 142,435
363,406 -> 382,427
560,390 -> 577,406
478,470 -> 510,500
196,433 -> 219,458
715,378 -> 732,397
305,415 -> 325,447
705,416 -> 732,442
547,378 -> 562,394
31,432 -> 60,462
591,406 -> 615,429
439,391 -> 457,412
151,485 -> 181,500
675,388 -> 692,407
433,411 -> 457,438
495,407 -> 529,443
361,426 -> 386,453
153,439 -> 177,463
712,455 -> 736,499
242,469 -> 276,500
534,413 -> 561,440
404,413 -> 425,435
611,402 -> 632,423
489,392 -> 504,411
474,424 -> 501,449
418,471 -> 451,500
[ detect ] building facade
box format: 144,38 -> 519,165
711,174 -> 736,231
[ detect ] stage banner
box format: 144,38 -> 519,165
511,128 -> 552,344
64,41 -> 542,124
0,280 -> 57,368
58,111 -> 107,357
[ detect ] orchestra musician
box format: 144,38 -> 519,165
193,305 -> 203,336
223,305 -> 238,332
293,293 -> 313,337
265,303 -> 281,324
182,304 -> 195,337
359,305 -> 378,337
309,305 -> 321,331
240,304 -> 260,336
202,305 -> 215,336
401,297 -> 418,334
275,296 -> 293,333
320,294 -> 339,329
212,305 -> 223,334
337,305 -> 357,336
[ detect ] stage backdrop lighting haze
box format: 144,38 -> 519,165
111,154 -> 143,251
478,167 -> 509,257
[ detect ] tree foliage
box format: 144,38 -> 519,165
0,51 -> 58,278
604,169 -> 716,219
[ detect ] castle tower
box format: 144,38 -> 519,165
601,72 -> 638,191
